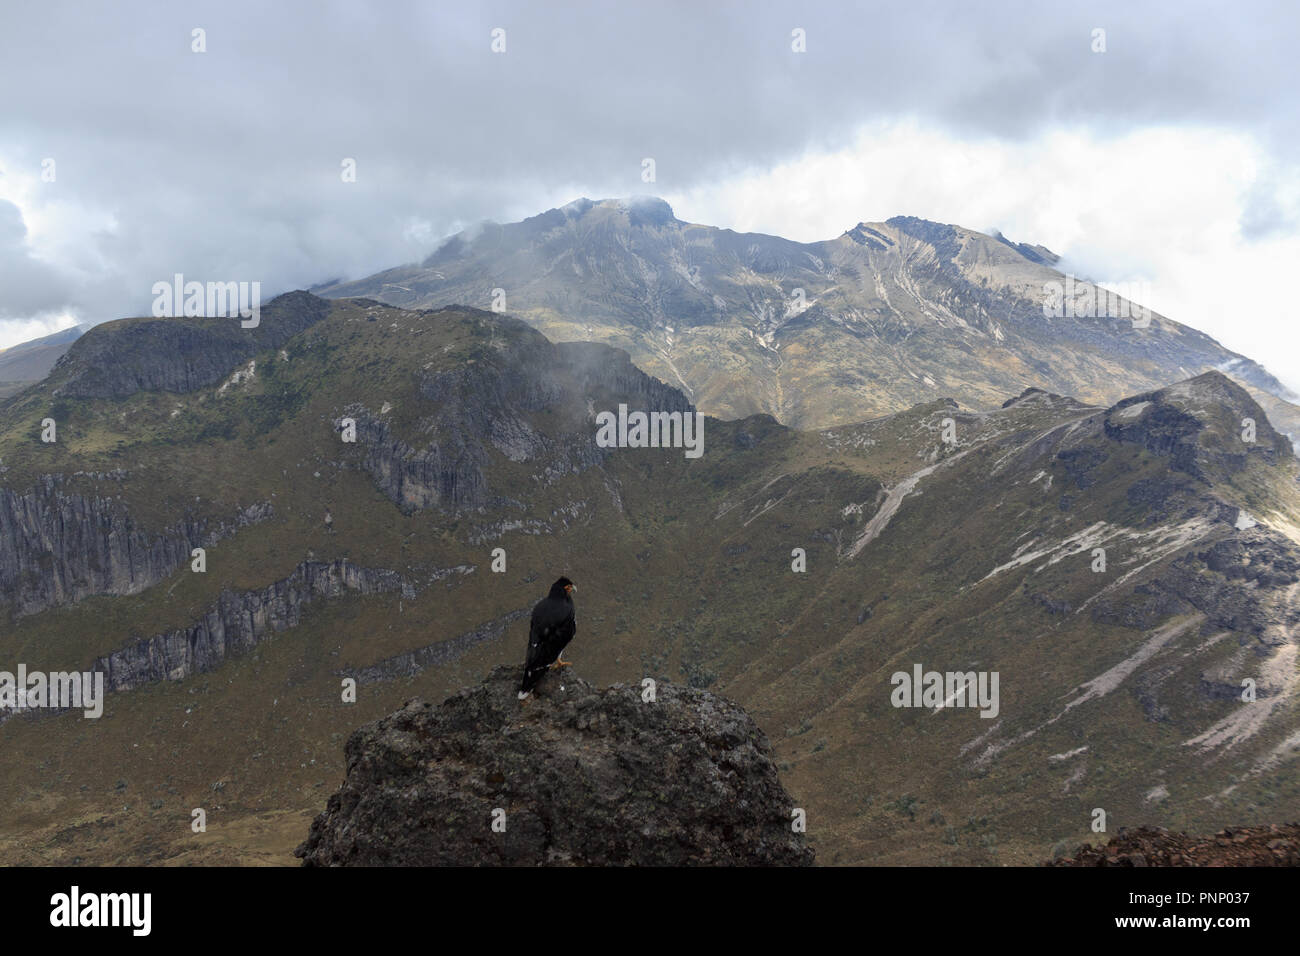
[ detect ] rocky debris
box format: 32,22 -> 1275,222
1124,475 -> 1199,524
296,665 -> 814,866
1087,521 -> 1300,646
993,232 -> 1060,265
1049,824 -> 1300,866
1089,584 -> 1193,632
0,477 -> 272,616
886,216 -> 963,263
52,291 -> 329,399
95,559 -> 409,691
843,223 -> 895,252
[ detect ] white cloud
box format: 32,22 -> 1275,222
0,312 -> 81,352
4,112 -> 1300,393
665,120 -> 1300,392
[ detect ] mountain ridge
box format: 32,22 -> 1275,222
316,198 -> 1300,442
3,294 -> 1299,866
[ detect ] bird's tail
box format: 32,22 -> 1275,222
518,666 -> 541,698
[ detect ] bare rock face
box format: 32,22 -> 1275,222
335,319 -> 694,514
1154,527 -> 1300,647
0,477 -> 272,617
1103,371 -> 1292,483
51,291 -> 330,399
94,559 -> 410,691
296,665 -> 814,866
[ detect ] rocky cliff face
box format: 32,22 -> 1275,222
94,559 -> 409,691
345,607 -> 529,685
314,198 -> 1300,435
296,665 -> 814,866
0,475 -> 272,617
342,409 -> 491,512
1083,374 -> 1300,647
0,295 -> 329,619
50,291 -> 329,399
338,315 -> 695,514
1151,526 -> 1300,648
1104,372 -> 1292,482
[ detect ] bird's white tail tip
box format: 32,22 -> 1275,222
517,690 -> 530,700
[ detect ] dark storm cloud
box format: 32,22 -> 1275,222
0,0 -> 1296,331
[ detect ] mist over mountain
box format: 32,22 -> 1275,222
3,292 -> 1299,866
317,198 -> 1300,441
9,1 -> 1300,928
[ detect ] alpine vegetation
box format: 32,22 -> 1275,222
7,2 -> 1300,885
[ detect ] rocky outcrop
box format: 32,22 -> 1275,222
0,475 -> 272,616
340,409 -> 490,512
1150,527 -> 1300,647
339,321 -> 694,513
1103,372 -> 1292,482
51,291 -> 329,399
1105,397 -> 1207,478
94,559 -> 409,690
1086,516 -> 1300,644
1049,824 -> 1300,866
296,665 -> 814,866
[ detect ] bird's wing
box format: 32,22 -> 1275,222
525,598 -> 571,671
556,607 -> 576,649
525,604 -> 548,671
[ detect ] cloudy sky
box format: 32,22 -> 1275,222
2,0 -> 1299,389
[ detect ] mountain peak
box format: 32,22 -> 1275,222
991,229 -> 1060,265
557,195 -> 674,224
315,199 -> 1299,439
841,222 -> 898,250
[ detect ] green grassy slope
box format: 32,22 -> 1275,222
2,295 -> 1297,865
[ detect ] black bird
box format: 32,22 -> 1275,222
518,577 -> 577,699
